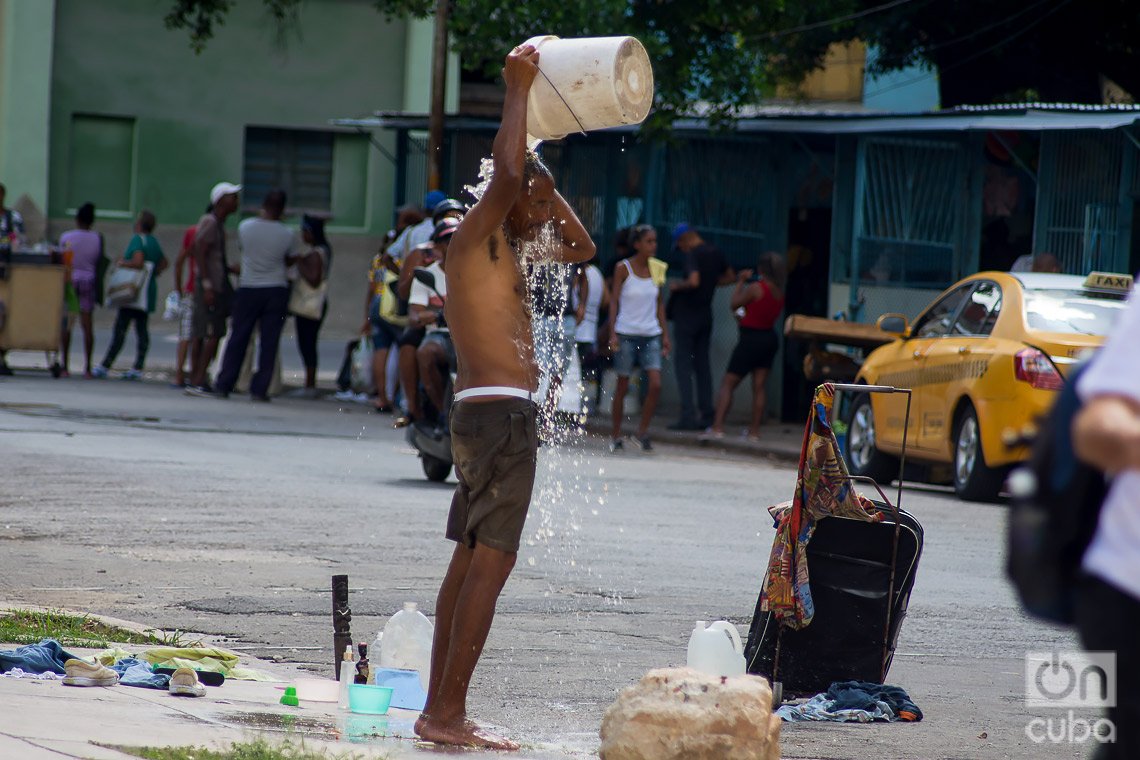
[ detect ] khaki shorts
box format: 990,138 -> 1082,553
447,398 -> 538,553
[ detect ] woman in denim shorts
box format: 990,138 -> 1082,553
607,225 -> 671,452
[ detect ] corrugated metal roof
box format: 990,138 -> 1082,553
332,103 -> 1140,135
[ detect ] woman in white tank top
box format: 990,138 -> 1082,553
606,225 -> 671,452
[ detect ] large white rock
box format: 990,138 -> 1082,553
599,667 -> 781,760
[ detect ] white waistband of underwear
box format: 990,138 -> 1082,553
453,386 -> 537,402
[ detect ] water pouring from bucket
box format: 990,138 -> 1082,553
522,35 -> 655,142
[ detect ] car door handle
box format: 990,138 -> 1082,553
958,346 -> 971,355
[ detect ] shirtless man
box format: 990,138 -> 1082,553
414,44 -> 595,750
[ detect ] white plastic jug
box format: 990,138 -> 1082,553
522,35 -> 654,141
377,602 -> 434,691
686,620 -> 746,677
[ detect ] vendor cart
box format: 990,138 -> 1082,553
745,383 -> 924,704
0,249 -> 67,376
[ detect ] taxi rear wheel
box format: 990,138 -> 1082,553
845,393 -> 899,485
952,404 -> 1003,502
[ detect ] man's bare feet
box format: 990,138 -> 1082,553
416,714 -> 520,751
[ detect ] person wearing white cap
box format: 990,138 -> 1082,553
186,181 -> 241,394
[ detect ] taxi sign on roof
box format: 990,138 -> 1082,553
1083,272 -> 1133,292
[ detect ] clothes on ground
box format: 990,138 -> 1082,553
0,640 -> 81,675
668,242 -> 728,327
1076,291 -> 1140,601
614,259 -> 661,337
409,261 -> 446,333
125,233 -> 166,313
573,264 -> 604,344
776,680 -> 921,723
141,645 -> 274,681
1,668 -> 63,680
108,657 -> 170,689
238,217 -> 300,289
760,386 -> 882,630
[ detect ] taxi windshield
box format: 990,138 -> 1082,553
1023,289 -> 1128,335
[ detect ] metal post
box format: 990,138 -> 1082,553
427,0 -> 449,192
332,574 -> 352,679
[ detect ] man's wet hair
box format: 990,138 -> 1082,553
523,150 -> 552,182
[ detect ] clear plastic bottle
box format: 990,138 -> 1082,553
378,601 -> 434,691
337,645 -> 355,710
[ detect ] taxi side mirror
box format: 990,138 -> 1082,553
877,313 -> 909,337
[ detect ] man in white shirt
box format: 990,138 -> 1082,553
212,189 -> 300,400
411,219 -> 457,422
388,190 -> 446,263
1073,288 -> 1140,759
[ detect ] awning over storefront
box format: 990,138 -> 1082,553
333,104 -> 1140,136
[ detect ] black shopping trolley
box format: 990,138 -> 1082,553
744,384 -> 924,703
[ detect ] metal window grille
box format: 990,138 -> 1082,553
850,137 -> 967,320
243,127 -> 334,210
1034,131 -> 1124,274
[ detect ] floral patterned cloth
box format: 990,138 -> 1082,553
760,386 -> 882,630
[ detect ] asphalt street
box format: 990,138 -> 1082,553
0,373 -> 1088,759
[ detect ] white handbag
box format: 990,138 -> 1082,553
289,278 -> 328,320
105,262 -> 150,308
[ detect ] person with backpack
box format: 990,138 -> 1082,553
1071,290 -> 1140,759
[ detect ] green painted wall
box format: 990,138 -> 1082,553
0,0 -> 56,224
47,0 -> 409,232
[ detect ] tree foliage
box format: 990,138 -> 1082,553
163,0 -> 843,131
164,0 -> 1140,127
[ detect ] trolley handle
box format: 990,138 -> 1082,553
829,383 -> 909,395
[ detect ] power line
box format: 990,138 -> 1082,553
921,0 -> 1060,54
865,0 -> 1076,100
756,0 -> 927,40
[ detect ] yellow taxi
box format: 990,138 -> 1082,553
844,271 -> 1132,501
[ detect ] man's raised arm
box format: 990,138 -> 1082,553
554,190 -> 596,263
449,45 -> 539,253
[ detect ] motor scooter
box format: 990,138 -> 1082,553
405,268 -> 455,482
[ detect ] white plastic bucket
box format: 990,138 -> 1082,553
523,35 -> 654,141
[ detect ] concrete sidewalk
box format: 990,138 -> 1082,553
0,618 -> 541,760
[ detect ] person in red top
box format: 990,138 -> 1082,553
703,252 -> 786,441
171,212 -> 204,387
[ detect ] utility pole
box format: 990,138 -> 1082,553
427,0 -> 449,192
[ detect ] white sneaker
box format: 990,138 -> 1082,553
168,667 -> 205,697
62,659 -> 119,687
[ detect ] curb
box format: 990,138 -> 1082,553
584,420 -> 801,464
